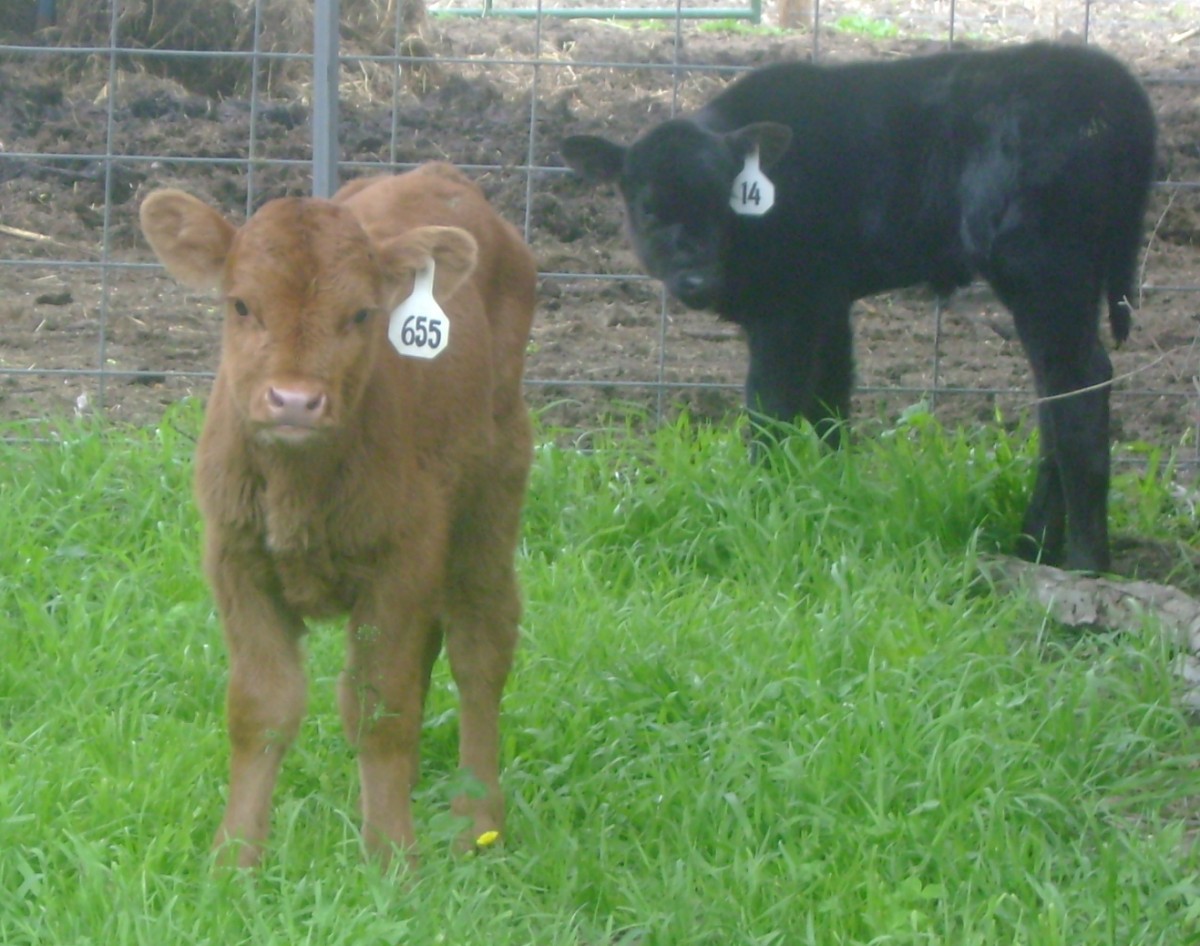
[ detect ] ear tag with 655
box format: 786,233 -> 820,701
388,259 -> 450,360
730,147 -> 775,217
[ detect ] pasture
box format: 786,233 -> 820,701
1,406 -> 1198,944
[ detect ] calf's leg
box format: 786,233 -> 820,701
1016,399 -> 1067,565
443,567 -> 519,851
995,250 -> 1112,572
1038,341 -> 1113,572
210,568 -> 308,867
743,299 -> 853,447
339,608 -> 443,866
443,423 -> 529,850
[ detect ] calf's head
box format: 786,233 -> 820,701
140,189 -> 476,445
561,119 -> 790,310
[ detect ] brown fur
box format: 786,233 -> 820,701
140,162 -> 536,867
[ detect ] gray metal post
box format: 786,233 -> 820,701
312,0 -> 340,198
36,0 -> 57,28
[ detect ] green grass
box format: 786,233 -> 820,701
1,403 -> 1198,945
831,15 -> 900,39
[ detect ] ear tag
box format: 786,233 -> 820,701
730,147 -> 775,217
388,260 -> 450,360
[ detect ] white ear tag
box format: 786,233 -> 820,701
388,260 -> 450,360
730,147 -> 776,217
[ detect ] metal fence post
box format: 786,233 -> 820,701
36,0 -> 57,28
312,0 -> 340,198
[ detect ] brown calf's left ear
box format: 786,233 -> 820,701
378,225 -> 479,307
140,189 -> 238,292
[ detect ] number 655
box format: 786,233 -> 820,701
400,314 -> 442,349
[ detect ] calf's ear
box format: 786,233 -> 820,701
139,189 -> 237,291
560,135 -> 627,183
378,225 -> 479,305
727,122 -> 793,171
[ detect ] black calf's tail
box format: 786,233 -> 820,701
1106,282 -> 1133,346
1104,110 -> 1156,348
1104,203 -> 1144,346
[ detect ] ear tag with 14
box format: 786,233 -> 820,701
730,147 -> 775,216
388,259 -> 450,359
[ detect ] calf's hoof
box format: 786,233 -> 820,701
1014,530 -> 1063,568
211,832 -> 265,870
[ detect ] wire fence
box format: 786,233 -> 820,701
0,0 -> 1197,466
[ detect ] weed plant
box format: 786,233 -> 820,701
0,403 -> 1196,945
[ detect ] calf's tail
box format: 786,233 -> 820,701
1105,264 -> 1134,347
1103,116 -> 1156,349
1103,189 -> 1148,347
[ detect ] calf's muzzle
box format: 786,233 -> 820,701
260,382 -> 330,433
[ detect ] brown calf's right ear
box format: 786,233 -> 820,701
139,189 -> 237,292
378,225 -> 479,307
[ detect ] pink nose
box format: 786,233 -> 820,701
265,385 -> 328,426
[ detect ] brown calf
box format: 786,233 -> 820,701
140,163 -> 536,867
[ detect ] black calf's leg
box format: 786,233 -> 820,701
742,301 -> 853,447
1040,341 -> 1113,572
1014,402 -> 1067,565
988,234 -> 1114,572
1008,310 -> 1112,572
811,314 -> 854,445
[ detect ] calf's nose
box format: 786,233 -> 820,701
265,385 -> 328,427
672,272 -> 717,309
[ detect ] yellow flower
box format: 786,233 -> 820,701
474,830 -> 500,849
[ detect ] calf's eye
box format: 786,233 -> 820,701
232,299 -> 250,318
352,308 -> 370,325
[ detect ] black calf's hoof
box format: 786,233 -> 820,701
1015,532 -> 1063,568
1015,533 -> 1108,574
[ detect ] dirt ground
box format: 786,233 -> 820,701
0,13 -> 1198,586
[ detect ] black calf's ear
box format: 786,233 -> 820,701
561,135 -> 627,183
727,122 -> 793,171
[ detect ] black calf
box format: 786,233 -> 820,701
561,42 -> 1157,572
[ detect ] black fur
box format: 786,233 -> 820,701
561,42 -> 1157,572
